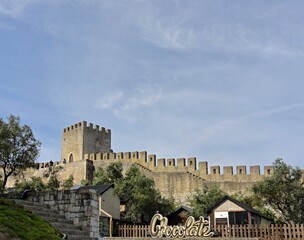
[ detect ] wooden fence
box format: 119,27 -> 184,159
117,225 -> 150,238
117,224 -> 304,239
216,224 -> 304,239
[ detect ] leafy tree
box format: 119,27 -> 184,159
93,162 -> 123,185
115,164 -> 174,223
14,176 -> 46,192
90,162 -> 174,223
190,184 -> 226,219
43,165 -> 63,178
0,115 -> 41,193
80,179 -> 90,186
106,161 -> 123,183
252,158 -> 304,224
62,175 -> 74,190
43,165 -> 62,191
46,175 -> 60,191
93,167 -> 109,185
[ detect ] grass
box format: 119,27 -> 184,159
0,198 -> 62,240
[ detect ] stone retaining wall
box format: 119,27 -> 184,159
26,189 -> 99,239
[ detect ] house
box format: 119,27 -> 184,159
207,195 -> 272,228
78,184 -> 120,237
166,205 -> 193,226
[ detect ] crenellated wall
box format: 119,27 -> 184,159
2,121 -> 285,204
83,150 -> 274,180
78,150 -> 275,203
4,150 -> 276,204
61,121 -> 111,163
5,160 -> 94,189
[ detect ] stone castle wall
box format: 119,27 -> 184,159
61,121 -> 111,163
85,151 -> 273,203
5,160 -> 94,189
4,151 -> 273,203
2,121 -> 279,204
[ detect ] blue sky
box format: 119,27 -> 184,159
1,1 -> 304,170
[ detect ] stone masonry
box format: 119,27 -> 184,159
5,121 -> 280,204
26,189 -> 100,239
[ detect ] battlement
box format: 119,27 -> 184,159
63,121 -> 111,134
61,121 -> 111,163
7,121 -> 285,204
81,150 -> 274,177
34,160 -> 62,169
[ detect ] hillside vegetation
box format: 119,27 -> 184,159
0,198 -> 62,240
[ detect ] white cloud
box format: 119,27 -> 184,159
0,0 -> 37,18
92,82 -> 163,122
95,91 -> 123,109
110,83 -> 162,122
141,19 -> 197,50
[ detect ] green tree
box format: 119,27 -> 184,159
190,184 -> 226,219
106,161 -> 123,183
80,179 -> 90,186
93,162 -> 123,185
93,167 -> 109,185
114,164 -> 174,223
14,176 -> 46,192
62,175 -> 74,190
46,175 -> 60,191
252,158 -> 304,224
0,115 -> 41,193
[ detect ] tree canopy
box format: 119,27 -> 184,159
0,115 -> 41,193
190,184 -> 226,219
90,162 -> 174,223
93,162 -> 123,185
252,158 -> 304,224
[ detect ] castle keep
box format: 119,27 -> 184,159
7,121 -> 275,204
61,121 -> 111,163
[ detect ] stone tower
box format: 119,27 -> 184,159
61,121 -> 111,162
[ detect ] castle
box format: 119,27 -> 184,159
7,121 -> 275,204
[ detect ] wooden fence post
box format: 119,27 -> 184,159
116,223 -> 304,239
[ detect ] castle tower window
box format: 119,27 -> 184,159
267,169 -> 271,175
69,153 -> 74,163
169,162 -> 172,166
213,169 -> 216,174
189,161 -> 193,166
239,169 -> 243,174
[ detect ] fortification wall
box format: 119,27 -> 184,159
62,122 -> 84,162
61,121 -> 111,163
82,122 -> 111,156
4,150 -> 276,204
5,160 -> 93,189
85,150 -> 274,181
79,150 -> 274,202
150,172 -> 255,204
3,120 -> 297,205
